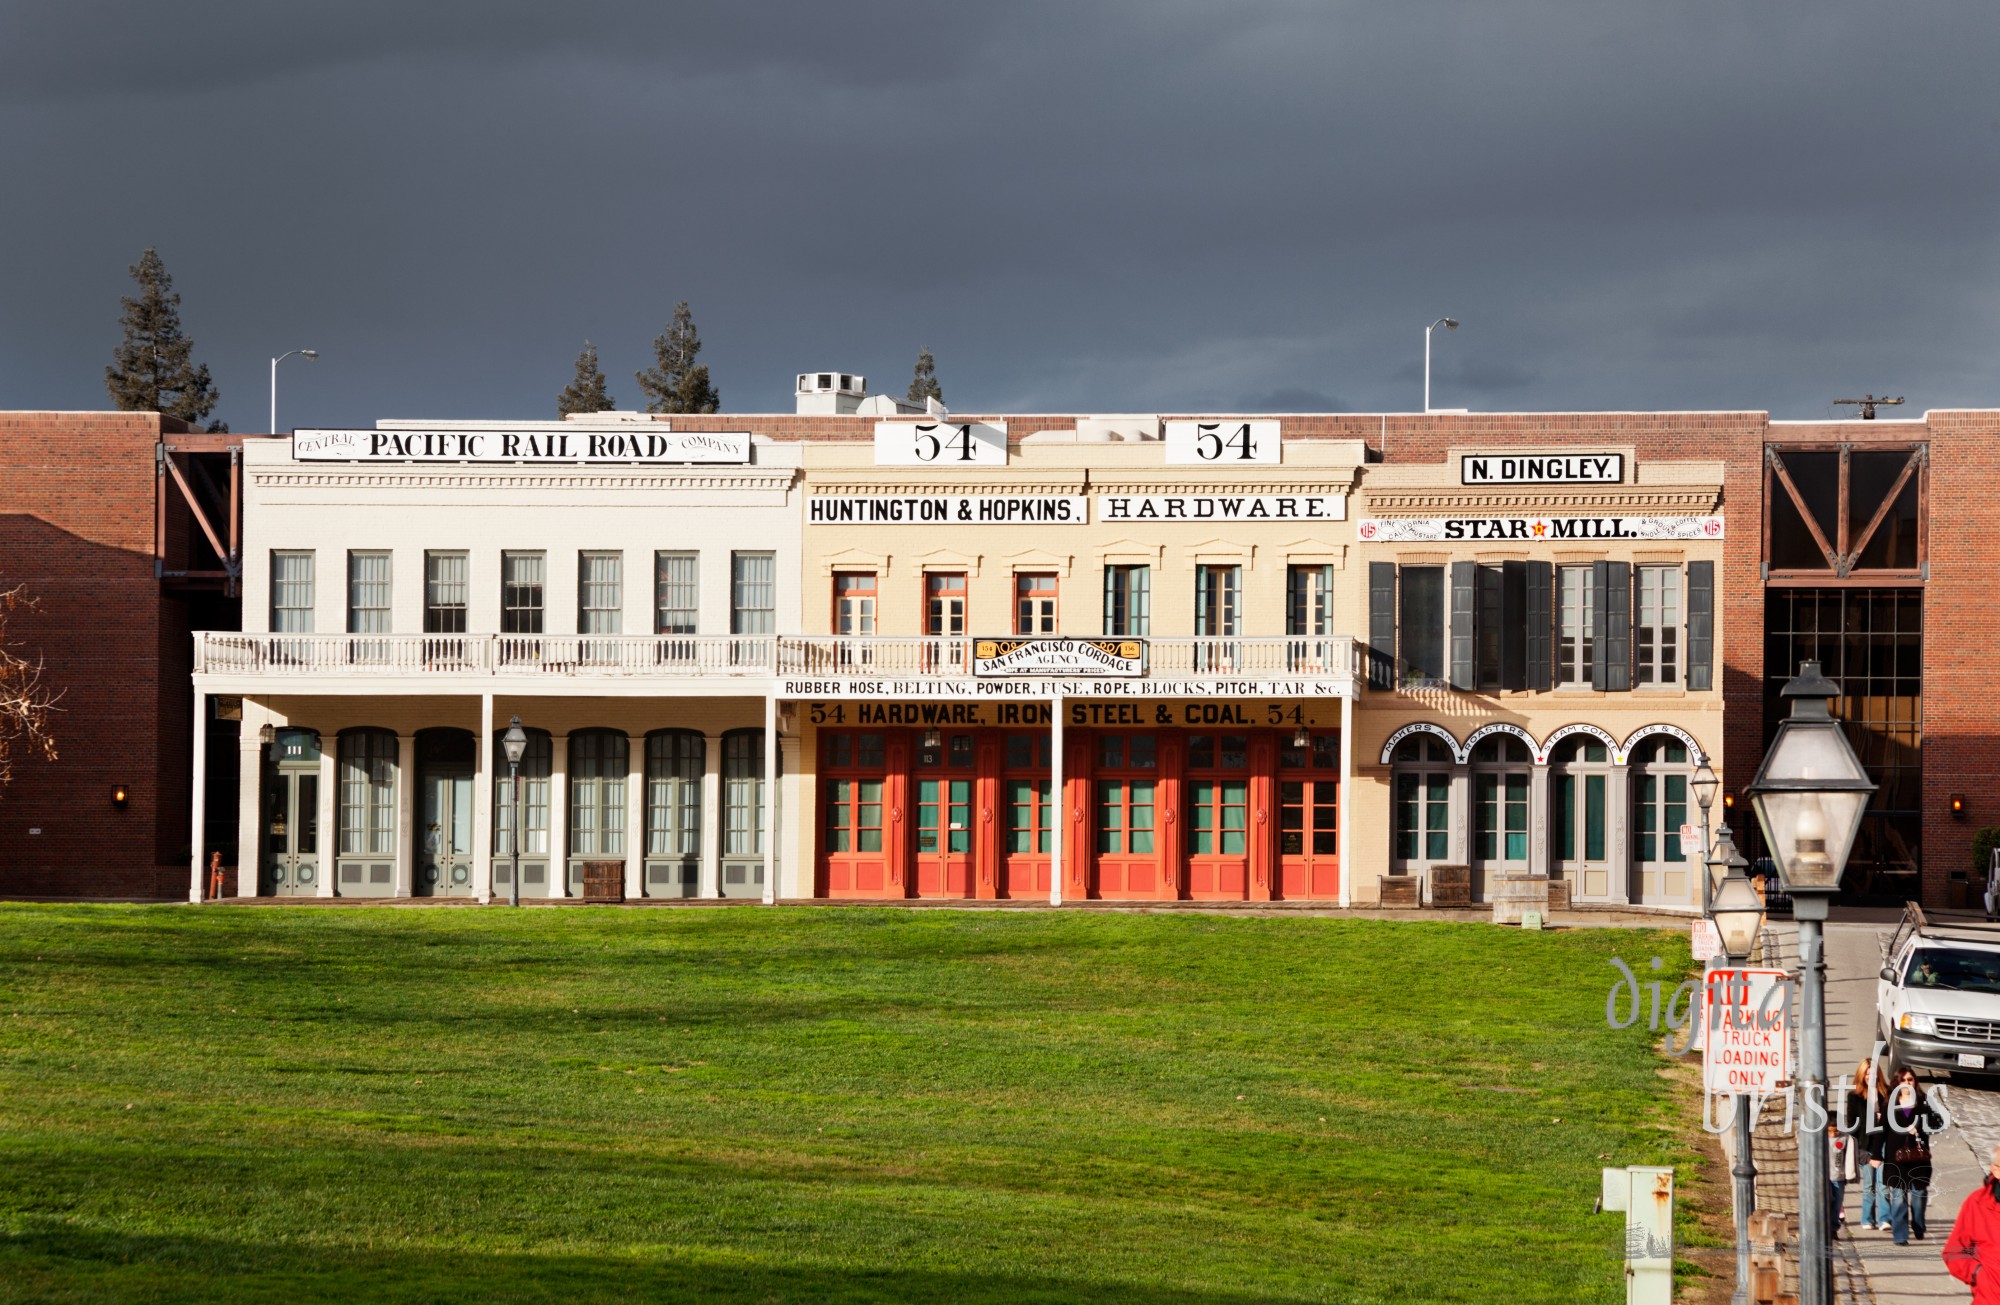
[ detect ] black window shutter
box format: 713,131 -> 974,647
1591,562 -> 1608,689
1686,560 -> 1714,691
1368,562 -> 1396,690
1449,561 -> 1477,691
1603,561 -> 1632,692
1499,561 -> 1525,690
1524,560 -> 1552,692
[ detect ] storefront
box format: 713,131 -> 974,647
1348,442 -> 1728,908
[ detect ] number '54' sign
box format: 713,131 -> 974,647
873,420 -> 1010,466
1164,420 -> 1282,465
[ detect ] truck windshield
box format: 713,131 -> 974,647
1905,947 -> 2000,993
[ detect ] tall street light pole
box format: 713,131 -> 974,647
1746,661 -> 1876,1305
1424,317 -> 1457,412
1693,760 -> 1719,913
270,348 -> 319,433
502,716 -> 528,908
1708,826 -> 1766,1305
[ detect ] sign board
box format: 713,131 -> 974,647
974,638 -> 1144,677
872,420 -> 1008,466
1163,420 -> 1282,465
807,496 -> 1088,526
1098,494 -> 1345,522
1356,515 -> 1724,543
778,677 -> 1352,700
1691,919 -> 1723,963
1461,453 -> 1624,485
292,427 -> 751,464
1701,967 -> 1790,1095
801,699 -> 1339,728
1680,824 -> 1704,857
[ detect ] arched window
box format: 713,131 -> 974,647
568,730 -> 629,858
646,730 -> 703,857
337,729 -> 397,856
1470,735 -> 1531,878
1631,736 -> 1693,905
1548,735 -> 1612,898
1391,735 -> 1453,869
722,729 -> 764,858
493,728 -> 552,858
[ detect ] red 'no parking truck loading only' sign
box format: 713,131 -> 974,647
1700,968 -> 1791,1095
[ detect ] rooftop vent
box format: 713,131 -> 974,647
796,371 -> 868,416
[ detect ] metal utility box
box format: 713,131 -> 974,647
1599,1165 -> 1674,1305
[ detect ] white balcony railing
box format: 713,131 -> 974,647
195,633 -> 1361,684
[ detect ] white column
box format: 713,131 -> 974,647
779,730 -> 802,899
1049,692 -> 1064,906
761,694 -> 777,904
316,744 -> 336,898
1609,764 -> 1633,904
1528,764 -> 1551,879
1337,693 -> 1353,908
548,733 -> 569,898
189,687 -> 208,902
700,733 -> 723,898
236,732 -> 261,899
1449,765 -> 1471,865
474,695 -> 494,904
624,736 -> 644,900
394,733 -> 416,897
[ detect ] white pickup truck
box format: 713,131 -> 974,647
1878,904 -> 2000,1076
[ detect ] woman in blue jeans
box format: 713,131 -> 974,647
1876,1067 -> 1947,1244
1846,1057 -> 1889,1228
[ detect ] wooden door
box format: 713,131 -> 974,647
819,731 -> 889,897
1093,733 -> 1162,899
999,733 -> 1051,899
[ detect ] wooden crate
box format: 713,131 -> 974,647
1546,879 -> 1571,911
1430,864 -> 1472,908
579,860 -> 625,904
1378,876 -> 1421,907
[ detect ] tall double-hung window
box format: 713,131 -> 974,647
271,551 -> 315,640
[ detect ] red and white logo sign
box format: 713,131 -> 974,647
1701,968 -> 1790,1095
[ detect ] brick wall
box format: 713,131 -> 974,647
0,412 -> 188,897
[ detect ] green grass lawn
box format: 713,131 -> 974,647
0,905 -> 1704,1304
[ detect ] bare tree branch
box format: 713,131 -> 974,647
0,583 -> 62,791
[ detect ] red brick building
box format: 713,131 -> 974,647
3,404 -> 1994,906
0,412 -> 241,898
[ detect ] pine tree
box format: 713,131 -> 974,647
105,247 -> 226,431
557,341 -> 616,415
907,346 -> 943,406
634,302 -> 720,414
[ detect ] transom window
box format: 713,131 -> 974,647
1016,573 -> 1058,635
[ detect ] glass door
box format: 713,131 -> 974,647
913,730 -> 974,897
262,771 -> 320,896
417,766 -> 475,896
1549,738 -> 1611,900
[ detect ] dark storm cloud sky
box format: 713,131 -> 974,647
2,1 -> 1995,430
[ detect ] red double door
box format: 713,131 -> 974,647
818,728 -> 1051,899
1071,729 -> 1341,902
820,725 -> 1339,901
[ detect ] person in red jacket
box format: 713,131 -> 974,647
1944,1145 -> 2000,1301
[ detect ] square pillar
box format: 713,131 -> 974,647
700,734 -> 723,898
316,744 -> 337,898
1528,764 -> 1551,880
779,730 -> 802,899
624,742 -> 645,900
1337,695 -> 1354,908
236,733 -> 262,899
394,734 -> 417,897
761,694 -> 778,904
1608,764 -> 1633,905
474,695 -> 494,904
548,733 -> 569,898
189,687 -> 208,902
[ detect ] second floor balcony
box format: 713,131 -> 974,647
194,632 -> 1362,692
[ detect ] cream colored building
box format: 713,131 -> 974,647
1346,446 -> 1727,909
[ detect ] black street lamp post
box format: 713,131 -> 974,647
1707,825 -> 1765,1305
1744,661 -> 1876,1305
502,715 -> 529,908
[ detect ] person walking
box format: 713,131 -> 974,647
1876,1066 -> 1944,1244
1846,1057 -> 1890,1230
1944,1145 -> 2000,1303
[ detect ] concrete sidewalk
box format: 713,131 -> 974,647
1809,921 -> 1983,1303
